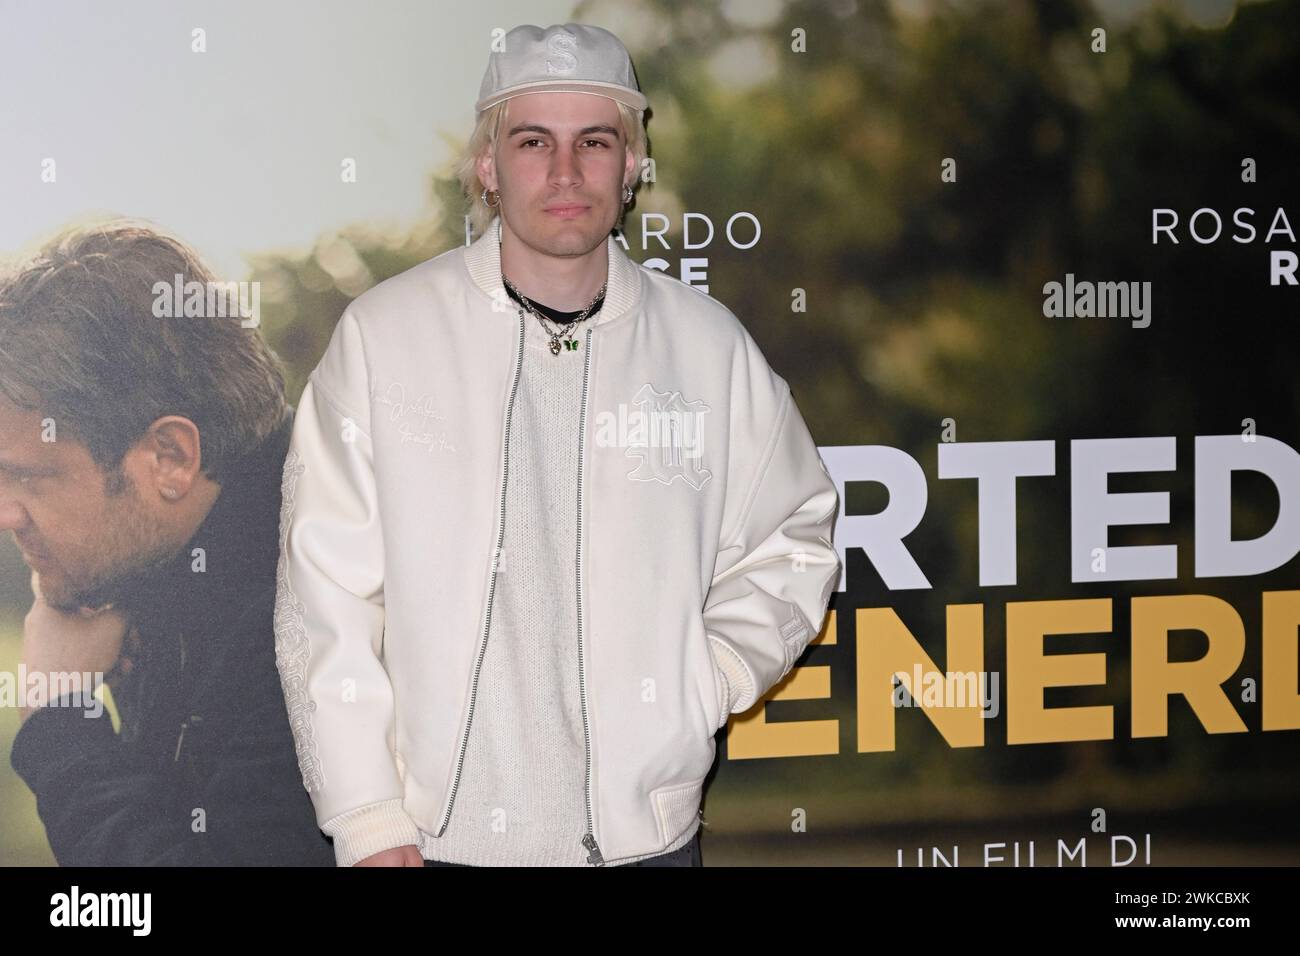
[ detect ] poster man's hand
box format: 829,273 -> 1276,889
20,570 -> 131,723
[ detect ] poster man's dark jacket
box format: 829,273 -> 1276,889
9,406 -> 335,866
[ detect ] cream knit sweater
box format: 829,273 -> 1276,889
420,295 -> 700,866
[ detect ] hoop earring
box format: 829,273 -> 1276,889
622,183 -> 634,204
481,188 -> 500,208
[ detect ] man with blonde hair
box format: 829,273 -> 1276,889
275,22 -> 841,867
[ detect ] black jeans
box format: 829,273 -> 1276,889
423,829 -> 702,867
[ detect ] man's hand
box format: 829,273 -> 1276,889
354,844 -> 424,867
20,570 -> 130,724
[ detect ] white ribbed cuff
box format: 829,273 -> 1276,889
708,636 -> 755,728
713,663 -> 731,730
322,798 -> 424,867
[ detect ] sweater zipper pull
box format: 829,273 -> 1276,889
582,832 -> 605,866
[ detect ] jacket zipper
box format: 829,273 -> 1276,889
434,307 -> 526,838
576,325 -> 604,866
171,631 -> 202,783
173,631 -> 188,760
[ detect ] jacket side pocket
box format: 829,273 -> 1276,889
650,775 -> 707,848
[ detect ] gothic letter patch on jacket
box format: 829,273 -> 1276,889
598,382 -> 713,490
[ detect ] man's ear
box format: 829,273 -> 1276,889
477,149 -> 497,192
137,415 -> 204,500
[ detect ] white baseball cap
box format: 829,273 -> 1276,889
475,23 -> 648,114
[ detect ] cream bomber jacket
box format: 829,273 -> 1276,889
273,216 -> 841,866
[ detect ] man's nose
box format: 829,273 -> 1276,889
550,145 -> 583,187
0,498 -> 29,532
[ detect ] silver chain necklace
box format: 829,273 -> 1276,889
502,274 -> 607,356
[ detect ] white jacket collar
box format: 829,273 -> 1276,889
464,215 -> 641,328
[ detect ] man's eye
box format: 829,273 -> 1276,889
519,139 -> 608,148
